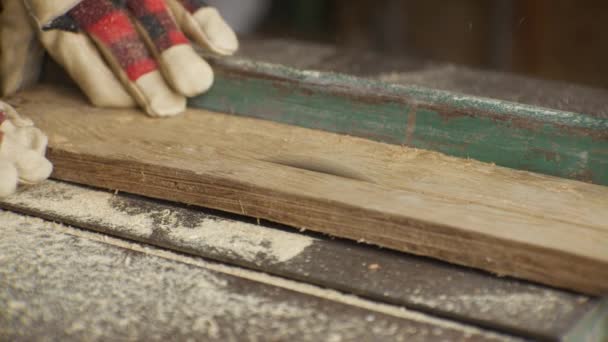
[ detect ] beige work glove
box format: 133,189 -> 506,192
3,0 -> 238,117
0,100 -> 52,197
0,0 -> 45,96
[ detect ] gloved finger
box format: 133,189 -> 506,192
0,124 -> 47,154
28,127 -> 48,155
38,29 -> 137,109
125,0 -> 214,97
0,101 -> 52,188
0,160 -> 18,197
0,102 -> 47,153
1,101 -> 34,128
166,0 -> 238,55
0,130 -> 53,185
15,127 -> 48,155
14,149 -> 53,184
68,0 -> 186,117
27,0 -> 136,109
0,0 -> 45,97
0,107 -> 6,132
0,111 -> 17,197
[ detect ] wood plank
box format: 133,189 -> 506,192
193,54 -> 608,185
2,210 -> 517,341
2,180 -> 603,341
7,85 -> 608,295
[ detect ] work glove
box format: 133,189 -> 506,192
0,100 -> 52,197
3,0 -> 238,117
0,0 -> 45,97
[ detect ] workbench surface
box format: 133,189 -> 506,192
3,39 -> 607,341
2,181 -> 606,341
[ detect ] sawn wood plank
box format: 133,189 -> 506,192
8,85 -> 608,295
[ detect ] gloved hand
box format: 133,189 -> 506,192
5,0 -> 238,117
0,101 -> 52,197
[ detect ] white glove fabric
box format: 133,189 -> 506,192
0,100 -> 52,197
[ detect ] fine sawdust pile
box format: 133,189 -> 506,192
4,180 -> 316,264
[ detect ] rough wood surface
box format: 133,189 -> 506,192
2,210 -> 517,341
8,85 -> 608,295
2,180 -> 602,341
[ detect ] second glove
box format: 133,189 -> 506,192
0,100 -> 52,197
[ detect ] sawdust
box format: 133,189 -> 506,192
0,212 -> 315,340
3,182 -> 594,338
5,181 -> 315,264
406,288 -> 587,332
376,65 -> 608,120
10,182 -> 156,237
166,212 -> 313,263
455,293 -> 573,317
0,210 -> 518,341
238,39 -> 336,70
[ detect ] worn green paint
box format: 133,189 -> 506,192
190,58 -> 608,186
563,298 -> 608,342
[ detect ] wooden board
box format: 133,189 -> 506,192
2,180 -> 604,341
3,210 -> 518,341
8,85 -> 608,295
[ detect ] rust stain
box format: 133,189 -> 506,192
570,168 -> 595,183
530,148 -> 560,162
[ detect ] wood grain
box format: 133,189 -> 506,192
9,85 -> 608,295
